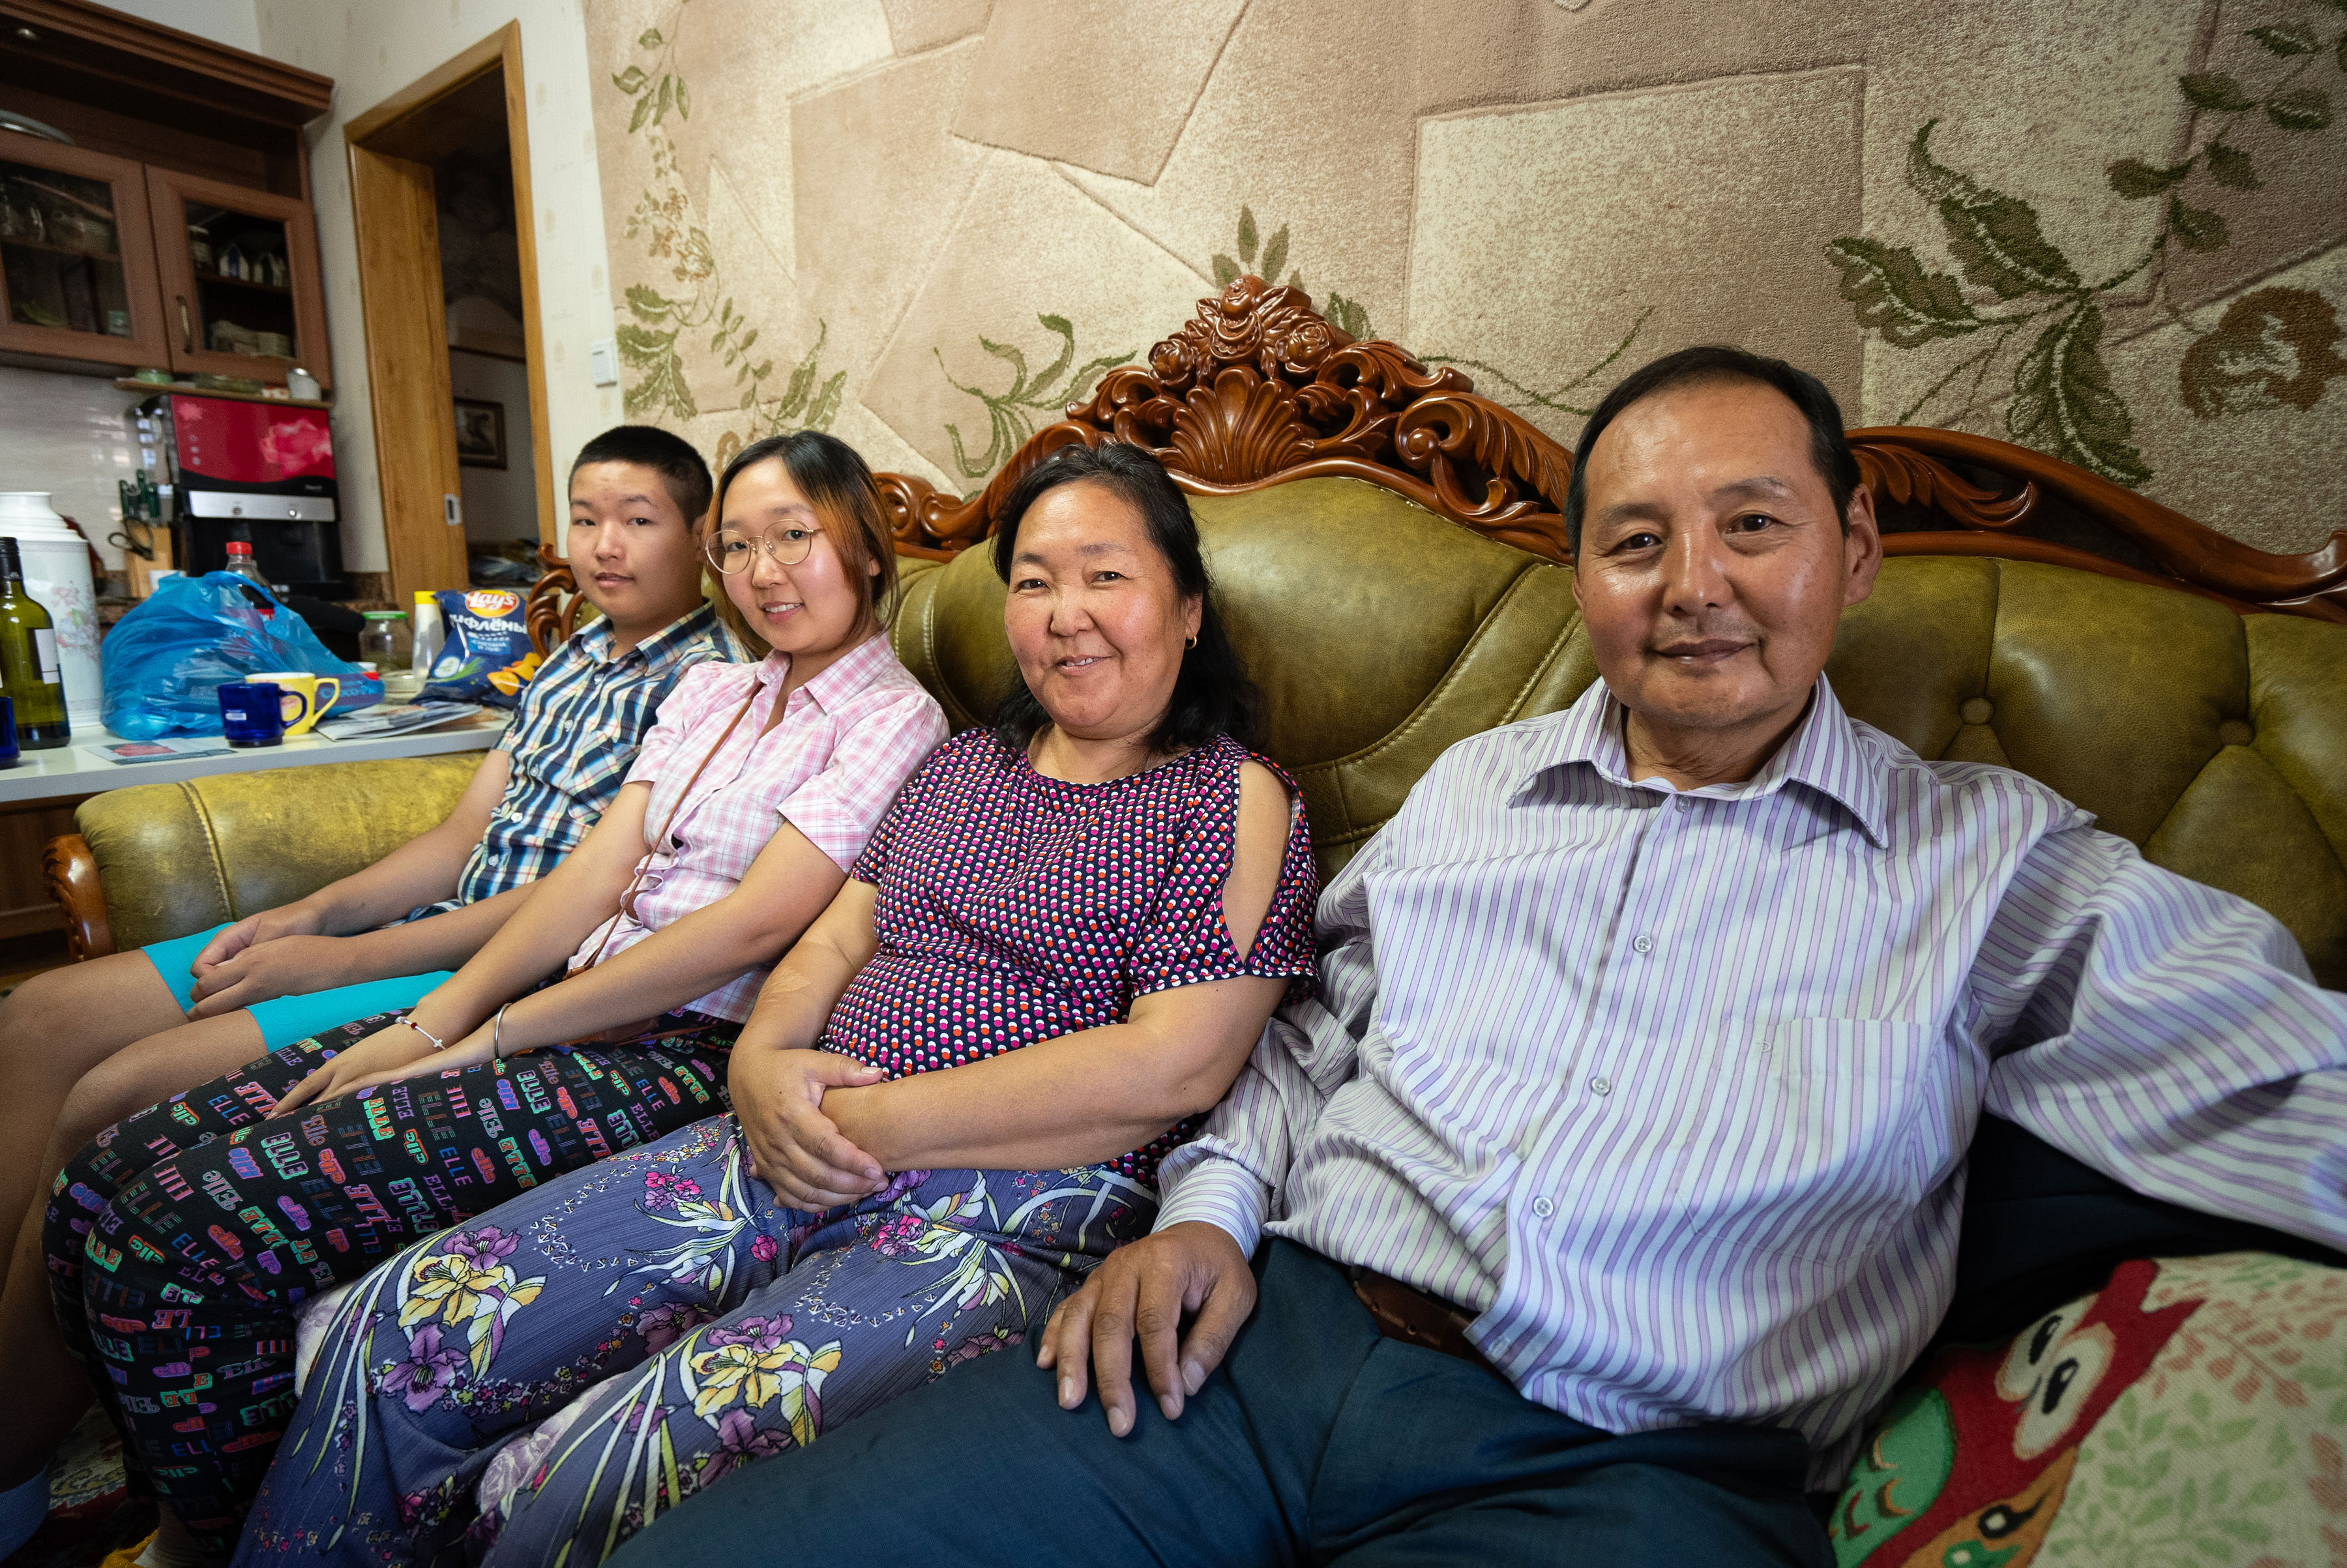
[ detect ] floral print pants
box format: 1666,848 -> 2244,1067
44,1016 -> 734,1561
231,1114 -> 1155,1568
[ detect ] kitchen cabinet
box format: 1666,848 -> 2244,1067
0,0 -> 334,386
0,135 -> 331,387
0,136 -> 170,366
145,166 -> 329,389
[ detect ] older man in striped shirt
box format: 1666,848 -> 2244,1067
616,350 -> 2347,1568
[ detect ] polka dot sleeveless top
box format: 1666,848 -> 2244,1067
827,728 -> 1320,1183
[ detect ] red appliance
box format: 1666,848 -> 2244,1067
146,392 -> 346,596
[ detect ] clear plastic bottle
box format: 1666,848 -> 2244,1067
409,590 -> 445,687
222,540 -> 269,589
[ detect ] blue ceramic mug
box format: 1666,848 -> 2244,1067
218,681 -> 286,747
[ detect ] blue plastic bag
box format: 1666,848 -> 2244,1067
100,572 -> 383,739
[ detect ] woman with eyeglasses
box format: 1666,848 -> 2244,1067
38,430 -> 947,1568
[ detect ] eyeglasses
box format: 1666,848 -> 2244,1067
705,523 -> 819,575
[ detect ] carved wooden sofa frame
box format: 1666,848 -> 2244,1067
44,276 -> 2346,959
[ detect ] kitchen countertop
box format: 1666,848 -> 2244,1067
0,711 -> 507,806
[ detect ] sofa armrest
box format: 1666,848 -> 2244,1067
42,832 -> 111,961
66,752 -> 487,954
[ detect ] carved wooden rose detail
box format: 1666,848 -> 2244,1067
880,277 -> 1580,561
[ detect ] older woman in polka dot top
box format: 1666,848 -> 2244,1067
246,443 -> 1320,1566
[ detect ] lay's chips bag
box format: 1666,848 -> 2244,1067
421,588 -> 542,709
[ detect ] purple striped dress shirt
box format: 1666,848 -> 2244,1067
1155,674 -> 2347,1485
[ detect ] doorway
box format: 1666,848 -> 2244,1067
342,24 -> 554,606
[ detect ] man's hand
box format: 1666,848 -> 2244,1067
266,1020 -> 462,1118
1036,1221 -> 1255,1437
187,934 -> 355,1018
730,1047 -> 888,1209
190,905 -> 327,977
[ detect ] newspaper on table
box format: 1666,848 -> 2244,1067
85,736 -> 235,765
314,701 -> 483,741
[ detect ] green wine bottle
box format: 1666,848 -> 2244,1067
0,537 -> 70,748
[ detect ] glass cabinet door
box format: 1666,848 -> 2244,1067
0,141 -> 169,367
145,168 -> 330,391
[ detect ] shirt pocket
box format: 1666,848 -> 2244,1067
1678,1018 -> 1932,1266
531,722 -> 634,816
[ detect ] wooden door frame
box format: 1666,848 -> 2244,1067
343,21 -> 554,604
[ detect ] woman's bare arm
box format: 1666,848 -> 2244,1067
484,821 -> 846,1056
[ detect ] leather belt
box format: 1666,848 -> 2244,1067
1348,1265 -> 1494,1371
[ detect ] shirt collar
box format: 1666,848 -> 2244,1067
752,632 -> 896,714
1516,673 -> 1890,848
589,602 -> 724,670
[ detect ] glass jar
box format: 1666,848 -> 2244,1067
366,610 -> 421,698
360,610 -> 406,666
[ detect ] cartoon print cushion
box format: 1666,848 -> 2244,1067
1829,1252 -> 2347,1567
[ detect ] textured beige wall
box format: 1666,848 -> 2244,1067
583,0 -> 2346,555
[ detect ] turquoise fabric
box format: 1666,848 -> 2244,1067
142,923 -> 452,1049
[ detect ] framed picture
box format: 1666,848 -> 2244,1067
453,397 -> 507,469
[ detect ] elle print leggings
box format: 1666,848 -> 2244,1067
41,1011 -> 735,1560
231,1115 -> 1155,1568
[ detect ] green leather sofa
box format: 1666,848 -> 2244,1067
57,487 -> 2346,990
35,283 -> 2347,1557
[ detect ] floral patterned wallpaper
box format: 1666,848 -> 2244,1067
582,0 -> 2345,555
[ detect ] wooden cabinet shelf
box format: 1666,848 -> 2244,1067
193,269 -> 289,293
0,235 -> 122,262
111,376 -> 328,409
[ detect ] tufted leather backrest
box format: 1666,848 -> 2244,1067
888,477 -> 2347,986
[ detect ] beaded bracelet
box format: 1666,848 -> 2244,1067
397,1013 -> 449,1052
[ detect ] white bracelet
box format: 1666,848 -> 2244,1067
397,1013 -> 449,1053
492,1003 -> 512,1060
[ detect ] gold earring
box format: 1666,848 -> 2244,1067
1185,634 -> 1198,650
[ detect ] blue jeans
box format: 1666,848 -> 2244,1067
606,1239 -> 1833,1567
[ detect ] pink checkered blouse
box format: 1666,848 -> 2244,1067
567,632 -> 948,1020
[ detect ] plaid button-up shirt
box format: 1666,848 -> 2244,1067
406,604 -> 742,921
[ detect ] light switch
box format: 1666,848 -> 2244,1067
589,337 -> 617,386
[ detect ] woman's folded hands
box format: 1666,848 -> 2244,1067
730,1043 -> 890,1209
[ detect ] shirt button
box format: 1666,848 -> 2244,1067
1589,1076 -> 1612,1096
1631,934 -> 1654,954
1675,797 -> 1692,812
1531,1196 -> 1555,1219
